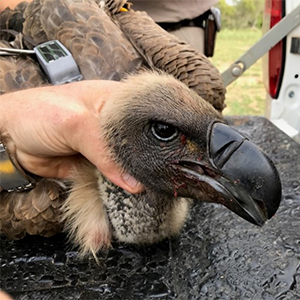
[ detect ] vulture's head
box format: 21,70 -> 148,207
97,72 -> 281,236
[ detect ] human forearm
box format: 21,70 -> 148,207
0,81 -> 116,178
0,81 -> 143,193
0,0 -> 32,11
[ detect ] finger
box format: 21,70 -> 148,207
70,115 -> 144,194
100,162 -> 144,194
83,146 -> 144,194
0,291 -> 14,300
16,153 -> 84,179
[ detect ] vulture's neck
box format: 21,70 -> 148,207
98,174 -> 191,244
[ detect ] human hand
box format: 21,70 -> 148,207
0,80 -> 143,194
0,290 -> 13,300
0,0 -> 32,11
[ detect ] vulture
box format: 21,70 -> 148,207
0,0 -> 282,258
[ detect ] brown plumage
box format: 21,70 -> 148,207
0,0 -> 280,259
115,10 -> 225,111
0,41 -> 45,94
0,0 -> 226,255
0,178 -> 68,239
0,0 -> 225,109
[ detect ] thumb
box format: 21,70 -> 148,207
70,113 -> 144,194
96,161 -> 144,194
0,291 -> 13,300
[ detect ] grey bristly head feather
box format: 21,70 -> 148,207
87,70 -> 280,256
98,71 -> 224,244
100,71 -> 223,194
66,70 -> 281,258
1,1 -> 281,259
61,71 -> 223,257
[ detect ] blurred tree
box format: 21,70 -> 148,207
217,0 -> 264,29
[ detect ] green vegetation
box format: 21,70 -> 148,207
209,0 -> 266,116
211,28 -> 266,116
217,0 -> 264,29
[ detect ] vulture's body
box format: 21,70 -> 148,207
0,0 -> 281,257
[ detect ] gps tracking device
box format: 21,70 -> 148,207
0,40 -> 83,193
0,40 -> 82,85
34,40 -> 83,85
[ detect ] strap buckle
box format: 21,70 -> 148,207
0,142 -> 36,192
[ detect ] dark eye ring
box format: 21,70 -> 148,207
151,122 -> 179,141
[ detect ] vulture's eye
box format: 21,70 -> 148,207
151,122 -> 179,141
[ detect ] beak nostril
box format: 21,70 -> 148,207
205,122 -> 281,224
208,122 -> 246,169
211,140 -> 244,169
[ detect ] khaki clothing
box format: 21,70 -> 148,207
170,26 -> 205,53
131,0 -> 219,23
130,0 -> 218,53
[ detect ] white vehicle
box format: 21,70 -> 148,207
263,0 -> 300,143
222,0 -> 300,143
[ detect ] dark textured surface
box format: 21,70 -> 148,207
1,116 -> 299,300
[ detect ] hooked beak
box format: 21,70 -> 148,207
175,122 -> 282,226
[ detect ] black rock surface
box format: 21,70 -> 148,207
1,116 -> 300,300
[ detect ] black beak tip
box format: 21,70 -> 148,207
209,122 -> 282,225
